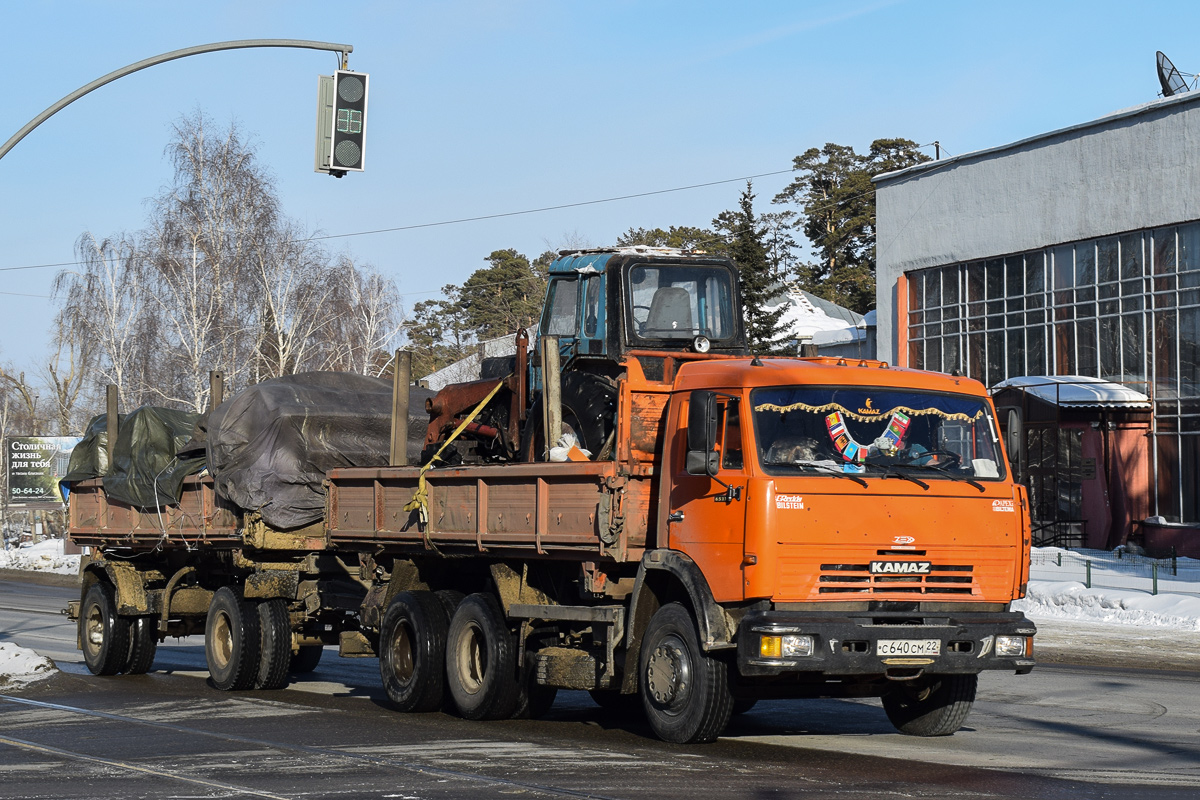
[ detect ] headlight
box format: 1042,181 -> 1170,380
995,635 -> 1027,657
760,634 -> 814,658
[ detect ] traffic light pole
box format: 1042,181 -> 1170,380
0,39 -> 353,163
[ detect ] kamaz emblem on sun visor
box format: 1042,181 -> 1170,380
870,561 -> 932,574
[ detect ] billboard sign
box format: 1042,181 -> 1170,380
5,436 -> 82,505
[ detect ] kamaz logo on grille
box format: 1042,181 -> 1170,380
869,561 -> 932,574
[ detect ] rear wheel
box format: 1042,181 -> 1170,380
379,591 -> 450,712
445,593 -> 520,720
255,599 -> 292,690
124,616 -> 159,675
881,673 -> 977,736
289,645 -> 323,674
80,583 -> 130,676
205,586 -> 261,691
639,602 -> 734,744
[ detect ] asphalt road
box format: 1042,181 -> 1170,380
3,575 -> 1200,799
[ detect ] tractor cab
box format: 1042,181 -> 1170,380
537,247 -> 746,371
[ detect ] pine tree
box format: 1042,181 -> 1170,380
458,249 -> 547,340
715,182 -> 788,354
774,138 -> 930,313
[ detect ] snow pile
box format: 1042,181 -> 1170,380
0,641 -> 56,689
0,538 -> 80,575
1014,580 -> 1200,631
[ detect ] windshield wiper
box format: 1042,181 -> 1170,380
784,462 -> 868,487
892,463 -> 985,492
876,469 -> 929,490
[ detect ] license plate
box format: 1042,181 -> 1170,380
877,639 -> 941,656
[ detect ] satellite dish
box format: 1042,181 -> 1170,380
1157,50 -> 1192,97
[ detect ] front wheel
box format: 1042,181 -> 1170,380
80,583 -> 130,676
881,673 -> 977,736
639,603 -> 733,744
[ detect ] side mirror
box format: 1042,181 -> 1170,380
1005,408 -> 1023,467
686,390 -> 719,476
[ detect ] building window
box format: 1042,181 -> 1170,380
905,222 -> 1200,524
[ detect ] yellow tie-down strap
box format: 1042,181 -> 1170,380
403,376 -> 509,535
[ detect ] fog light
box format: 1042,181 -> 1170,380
995,635 -> 1026,657
782,635 -> 814,657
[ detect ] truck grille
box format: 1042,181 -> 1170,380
816,563 -> 974,595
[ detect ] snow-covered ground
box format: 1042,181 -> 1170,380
0,537 -> 80,575
0,642 -> 56,689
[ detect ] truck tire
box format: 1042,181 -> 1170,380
290,645 -> 323,674
205,586 -> 261,691
80,582 -> 131,676
379,591 -> 449,712
435,589 -> 465,620
639,602 -> 734,744
124,616 -> 159,675
255,599 -> 292,690
445,592 -> 520,720
881,673 -> 977,736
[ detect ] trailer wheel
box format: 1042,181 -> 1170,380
80,583 -> 131,676
445,593 -> 520,720
639,602 -> 733,744
255,599 -> 292,690
289,646 -> 323,674
881,673 -> 977,736
380,591 -> 450,712
205,586 -> 261,691
124,616 -> 159,675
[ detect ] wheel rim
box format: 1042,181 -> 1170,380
84,601 -> 104,656
454,621 -> 487,695
212,610 -> 233,669
645,634 -> 692,713
388,621 -> 415,683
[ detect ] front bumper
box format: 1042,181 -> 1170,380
736,608 -> 1036,678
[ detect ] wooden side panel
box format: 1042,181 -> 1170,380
68,476 -> 241,550
327,462 -> 648,561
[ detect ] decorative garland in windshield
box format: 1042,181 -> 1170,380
752,401 -> 984,424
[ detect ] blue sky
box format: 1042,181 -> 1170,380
2,1 -> 1198,372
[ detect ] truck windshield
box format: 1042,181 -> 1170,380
627,265 -> 735,341
750,386 -> 1006,481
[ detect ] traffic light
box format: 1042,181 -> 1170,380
315,70 -> 368,176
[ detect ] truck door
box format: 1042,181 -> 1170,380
667,394 -> 748,602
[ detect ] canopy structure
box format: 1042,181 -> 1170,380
991,375 -> 1152,410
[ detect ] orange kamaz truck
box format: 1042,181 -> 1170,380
69,247 -> 1035,744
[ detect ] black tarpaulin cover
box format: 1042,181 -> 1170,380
62,408 -> 204,507
206,372 -> 432,530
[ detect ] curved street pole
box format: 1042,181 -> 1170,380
0,39 -> 353,163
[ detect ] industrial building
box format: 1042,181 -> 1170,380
874,90 -> 1200,556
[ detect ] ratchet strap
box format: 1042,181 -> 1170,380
403,376 -> 509,537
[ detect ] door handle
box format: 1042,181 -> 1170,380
667,511 -> 684,523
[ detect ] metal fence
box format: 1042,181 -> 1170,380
1029,548 -> 1200,597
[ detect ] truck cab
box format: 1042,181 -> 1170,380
659,357 -> 1034,724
